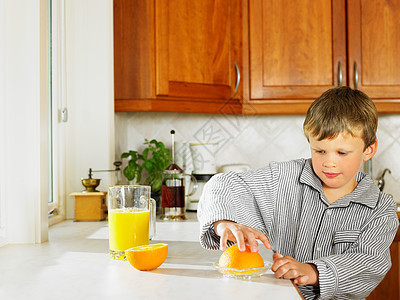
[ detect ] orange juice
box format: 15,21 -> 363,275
108,208 -> 150,256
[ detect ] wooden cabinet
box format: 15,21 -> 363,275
72,192 -> 107,222
245,0 -> 400,114
347,0 -> 400,112
367,212 -> 400,300
114,0 -> 243,114
114,0 -> 400,114
245,0 -> 346,114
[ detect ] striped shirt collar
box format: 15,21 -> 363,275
300,158 -> 379,209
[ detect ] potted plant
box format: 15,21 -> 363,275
121,139 -> 172,210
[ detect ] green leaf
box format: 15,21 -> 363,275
136,165 -> 143,183
121,152 -> 130,159
120,138 -> 172,188
143,159 -> 155,173
142,148 -> 149,160
123,165 -> 135,181
152,178 -> 162,193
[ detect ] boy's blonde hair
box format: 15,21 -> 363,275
303,86 -> 377,149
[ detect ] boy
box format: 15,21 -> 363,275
197,86 -> 399,299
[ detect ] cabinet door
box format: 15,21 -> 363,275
347,0 -> 400,99
156,0 -> 241,100
114,0 -> 153,100
367,215 -> 400,300
249,0 -> 346,100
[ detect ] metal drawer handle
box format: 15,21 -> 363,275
354,62 -> 358,89
234,61 -> 241,94
338,61 -> 342,86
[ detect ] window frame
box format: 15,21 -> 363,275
48,0 -> 67,226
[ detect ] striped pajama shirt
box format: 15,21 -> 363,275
197,158 -> 399,299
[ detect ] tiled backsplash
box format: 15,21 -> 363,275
115,112 -> 400,203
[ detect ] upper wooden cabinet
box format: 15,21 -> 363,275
347,0 -> 400,112
245,0 -> 400,114
246,0 -> 346,112
114,0 -> 243,114
114,0 -> 400,114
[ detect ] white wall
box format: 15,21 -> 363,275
115,112 -> 400,203
0,0 -> 49,245
0,0 -> 115,244
64,0 -> 115,218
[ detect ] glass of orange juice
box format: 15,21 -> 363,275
108,185 -> 156,260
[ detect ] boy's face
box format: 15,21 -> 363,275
309,132 -> 377,200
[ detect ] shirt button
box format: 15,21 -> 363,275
326,210 -> 332,216
316,247 -> 322,251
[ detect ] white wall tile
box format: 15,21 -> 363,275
116,112 -> 400,203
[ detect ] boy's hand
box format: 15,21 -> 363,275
213,220 -> 271,252
272,253 -> 319,286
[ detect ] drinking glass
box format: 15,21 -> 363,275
108,185 -> 156,260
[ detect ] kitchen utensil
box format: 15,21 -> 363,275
108,185 -> 156,260
190,142 -> 217,174
213,262 -> 273,279
87,161 -> 123,185
81,178 -> 101,192
174,141 -> 194,173
81,161 -> 122,192
161,167 -> 197,219
187,174 -> 214,211
161,130 -> 197,220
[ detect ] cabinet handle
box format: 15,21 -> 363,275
337,61 -> 342,86
354,62 -> 358,89
234,61 -> 241,94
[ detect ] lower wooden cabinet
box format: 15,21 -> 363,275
367,212 -> 400,300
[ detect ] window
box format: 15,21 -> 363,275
0,0 -> 5,246
48,0 -> 67,225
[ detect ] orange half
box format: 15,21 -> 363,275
126,243 -> 168,271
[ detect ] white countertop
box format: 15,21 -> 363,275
0,213 -> 302,299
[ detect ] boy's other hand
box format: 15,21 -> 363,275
272,253 -> 319,286
213,220 -> 271,252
